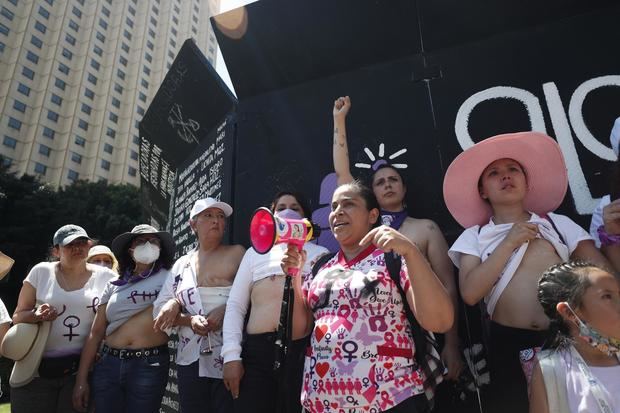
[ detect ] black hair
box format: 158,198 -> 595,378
117,235 -> 174,274
270,190 -> 311,219
369,164 -> 406,188
337,180 -> 381,228
537,260 -> 595,350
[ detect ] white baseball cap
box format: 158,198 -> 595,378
190,198 -> 233,219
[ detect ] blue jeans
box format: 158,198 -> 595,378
177,360 -> 232,413
92,351 -> 169,413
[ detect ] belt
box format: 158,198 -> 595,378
102,344 -> 168,360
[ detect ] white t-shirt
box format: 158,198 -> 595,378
24,262 -> 116,357
590,195 -> 611,248
221,242 -> 329,363
0,299 -> 10,325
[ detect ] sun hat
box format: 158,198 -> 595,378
190,198 -> 233,219
0,251 -> 14,281
52,224 -> 91,247
87,245 -> 119,272
111,224 -> 175,262
443,132 -> 568,228
1,321 -> 51,387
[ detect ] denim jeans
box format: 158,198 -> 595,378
177,360 -> 232,413
11,375 -> 78,413
91,351 -> 169,413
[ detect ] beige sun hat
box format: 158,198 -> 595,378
1,321 -> 51,387
0,251 -> 15,281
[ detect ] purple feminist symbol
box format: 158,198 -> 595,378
87,297 -> 100,314
63,315 -> 80,341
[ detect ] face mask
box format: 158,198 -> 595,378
275,209 -> 302,220
132,242 -> 160,265
566,303 -> 620,357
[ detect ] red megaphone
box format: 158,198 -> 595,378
249,208 -> 321,275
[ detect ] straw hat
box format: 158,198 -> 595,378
0,251 -> 14,281
1,322 -> 51,387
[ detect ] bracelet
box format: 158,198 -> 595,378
597,225 -> 620,247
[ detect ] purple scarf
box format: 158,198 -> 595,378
381,209 -> 408,230
111,263 -> 163,286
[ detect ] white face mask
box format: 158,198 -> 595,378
132,242 -> 160,264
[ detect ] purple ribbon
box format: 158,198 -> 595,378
111,263 -> 162,286
380,209 -> 408,230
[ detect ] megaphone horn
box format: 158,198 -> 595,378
249,207 -> 321,255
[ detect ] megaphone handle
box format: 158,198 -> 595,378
286,243 -> 301,277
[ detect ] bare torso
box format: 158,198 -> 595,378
246,275 -> 285,334
492,238 -> 563,329
399,217 -> 431,257
105,306 -> 169,348
195,245 -> 244,287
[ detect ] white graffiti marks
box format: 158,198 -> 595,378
455,75 -> 620,215
168,104 -> 200,145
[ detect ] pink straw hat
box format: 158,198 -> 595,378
443,132 -> 568,228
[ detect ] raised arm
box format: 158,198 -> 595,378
332,96 -> 354,186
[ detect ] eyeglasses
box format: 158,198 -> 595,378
131,237 -> 161,247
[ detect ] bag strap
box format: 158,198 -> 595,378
311,252 -> 336,277
538,350 -> 570,413
541,213 -> 566,246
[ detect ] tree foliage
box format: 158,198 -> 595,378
0,161 -> 145,312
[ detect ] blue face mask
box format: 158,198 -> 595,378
566,303 -> 620,357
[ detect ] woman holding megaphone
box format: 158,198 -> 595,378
282,181 -> 453,413
222,191 -> 329,413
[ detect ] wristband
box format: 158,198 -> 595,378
597,225 -> 620,247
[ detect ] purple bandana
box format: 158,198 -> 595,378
381,209 -> 408,230
111,263 -> 162,286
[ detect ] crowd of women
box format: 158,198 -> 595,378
0,98 -> 618,413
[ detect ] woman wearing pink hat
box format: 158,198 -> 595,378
443,132 -> 610,413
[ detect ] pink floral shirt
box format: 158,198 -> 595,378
301,245 -> 425,413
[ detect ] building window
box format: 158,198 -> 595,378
104,143 -> 113,153
106,128 -> 116,138
65,33 -> 76,45
109,112 -> 118,123
144,52 -> 152,63
93,45 -> 102,57
90,59 -> 100,71
81,103 -> 91,115
96,31 -> 105,43
132,135 -> 140,144
8,117 -> 21,130
126,17 -> 133,28
114,83 -> 123,94
172,16 -> 178,25
84,88 -> 94,99
143,66 -> 151,76
128,5 -> 135,16
75,135 -> 85,146
99,18 -> 107,30
146,40 -> 154,50
3,135 -> 17,149
1,7 -> 14,21
35,163 -> 47,175
192,26 -> 197,35
117,69 -> 125,80
72,6 -> 81,18
0,23 -> 9,36
101,159 -> 110,170
55,78 -> 66,90
51,94 -> 62,105
171,27 -> 177,37
102,6 -> 110,17
39,144 -> 51,156
58,63 -> 69,75
111,97 -> 120,108
174,5 -> 180,13
136,106 -> 145,116
139,92 -> 147,102
148,28 -> 156,38
168,51 -> 174,59
43,127 -> 55,139
134,120 -> 139,129
128,166 -> 136,177
71,152 -> 82,164
130,150 -> 138,160
119,56 -> 127,66
67,169 -> 79,181
31,35 -> 43,48
78,119 -> 88,130
141,79 -> 149,89
62,48 -> 72,60
123,29 -> 131,41
34,21 -> 46,34
17,83 -> 30,96
27,50 -> 39,64
87,73 -> 97,85
68,19 -> 79,31
0,41 -> 5,52
121,42 -> 129,53
22,66 -> 35,79
38,6 -> 49,19
47,110 -> 59,122
13,100 -> 26,113
45,0 -> 54,5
